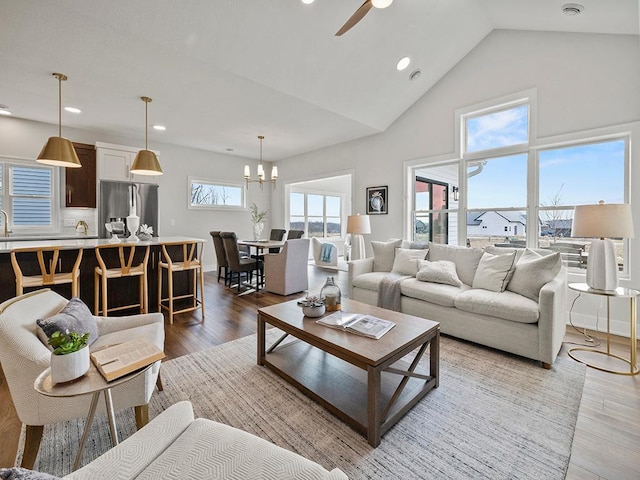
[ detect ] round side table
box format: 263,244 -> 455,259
568,283 -> 639,375
34,363 -> 151,470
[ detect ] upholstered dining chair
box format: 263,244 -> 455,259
0,289 -> 164,469
220,232 -> 260,293
210,231 -> 230,286
286,229 -> 304,240
268,228 -> 287,254
264,239 -> 310,296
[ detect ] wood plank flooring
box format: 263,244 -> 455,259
1,266 -> 638,479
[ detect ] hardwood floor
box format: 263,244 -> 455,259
1,266 -> 639,479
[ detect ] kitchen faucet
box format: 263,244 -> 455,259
0,210 -> 10,237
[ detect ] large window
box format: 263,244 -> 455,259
289,192 -> 342,237
0,159 -> 56,232
409,91 -> 631,273
188,177 -> 245,209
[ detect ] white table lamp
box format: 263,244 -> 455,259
347,214 -> 371,261
572,201 -> 634,291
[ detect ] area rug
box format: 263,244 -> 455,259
23,332 -> 585,479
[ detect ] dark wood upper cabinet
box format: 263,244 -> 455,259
66,142 -> 97,208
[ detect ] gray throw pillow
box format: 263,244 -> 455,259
472,251 -> 517,292
416,260 -> 463,287
36,297 -> 99,347
0,468 -> 61,480
507,249 -> 562,301
371,239 -> 403,272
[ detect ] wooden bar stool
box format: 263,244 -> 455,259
94,244 -> 150,316
10,246 -> 83,297
158,241 -> 205,324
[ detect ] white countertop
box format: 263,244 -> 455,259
0,236 -> 206,253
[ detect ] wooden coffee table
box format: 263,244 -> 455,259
257,298 -> 439,447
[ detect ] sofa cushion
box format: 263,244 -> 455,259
351,271 -> 390,292
507,249 -> 562,301
454,289 -> 540,324
36,297 -> 99,347
472,251 -> 517,292
427,243 -> 484,286
400,278 -> 469,307
391,248 -> 428,276
371,239 -> 403,272
416,260 -> 463,287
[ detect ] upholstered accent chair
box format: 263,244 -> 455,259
264,239 -> 310,296
0,289 -> 164,469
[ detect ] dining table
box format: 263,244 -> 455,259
237,239 -> 286,291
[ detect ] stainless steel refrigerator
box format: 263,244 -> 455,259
98,181 -> 159,238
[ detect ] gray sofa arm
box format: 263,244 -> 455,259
537,266 -> 568,366
348,257 -> 374,298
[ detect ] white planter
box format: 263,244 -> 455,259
50,347 -> 90,384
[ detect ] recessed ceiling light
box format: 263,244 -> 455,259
396,56 -> 411,71
301,0 -> 314,4
226,148 -> 234,152
64,106 -> 81,113
372,0 -> 393,8
0,104 -> 11,116
153,125 -> 166,131
562,3 -> 584,15
409,69 -> 422,81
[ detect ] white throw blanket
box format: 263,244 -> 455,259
377,272 -> 409,312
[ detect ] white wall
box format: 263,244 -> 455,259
0,116 -> 272,270
271,29 -> 640,336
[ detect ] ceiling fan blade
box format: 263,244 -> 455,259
335,0 -> 373,36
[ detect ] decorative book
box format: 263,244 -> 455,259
90,337 -> 165,382
316,311 -> 395,339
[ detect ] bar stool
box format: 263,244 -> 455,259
94,244 -> 150,316
158,241 -> 205,324
10,246 -> 83,297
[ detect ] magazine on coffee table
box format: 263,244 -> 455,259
316,311 -> 395,339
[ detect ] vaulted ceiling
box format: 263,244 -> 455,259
1,0 -> 638,160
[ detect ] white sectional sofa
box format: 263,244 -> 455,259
349,240 -> 567,367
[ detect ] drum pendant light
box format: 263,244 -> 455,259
131,96 -> 163,175
37,73 -> 81,168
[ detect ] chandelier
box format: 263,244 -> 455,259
244,135 -> 277,189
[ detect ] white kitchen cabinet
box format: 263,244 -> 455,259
96,142 -> 159,183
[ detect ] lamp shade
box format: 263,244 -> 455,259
131,150 -> 163,175
37,136 -> 81,168
572,202 -> 634,239
347,214 -> 371,235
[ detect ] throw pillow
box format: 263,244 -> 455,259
401,240 -> 429,249
0,468 -> 61,480
472,251 -> 517,292
371,239 -> 403,272
391,248 -> 428,276
416,260 -> 463,287
507,249 -> 562,301
36,297 -> 99,347
427,243 -> 484,286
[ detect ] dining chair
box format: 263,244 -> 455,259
210,231 -> 230,286
221,232 -> 260,293
269,228 -> 287,254
264,239 -> 310,296
287,230 -> 304,240
10,246 -> 83,298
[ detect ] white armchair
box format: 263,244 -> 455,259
311,237 -> 340,267
0,289 -> 164,469
264,239 -> 310,296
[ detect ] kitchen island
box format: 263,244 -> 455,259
0,236 -> 205,314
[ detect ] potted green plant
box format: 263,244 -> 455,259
250,202 -> 268,241
48,329 -> 91,383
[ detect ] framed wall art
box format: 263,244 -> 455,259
366,186 -> 388,215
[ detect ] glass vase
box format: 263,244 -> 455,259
253,222 -> 264,241
320,276 -> 341,312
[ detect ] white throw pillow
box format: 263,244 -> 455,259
507,249 -> 562,301
416,260 -> 463,287
391,248 -> 428,276
428,243 -> 484,286
371,239 -> 403,272
472,251 -> 517,292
